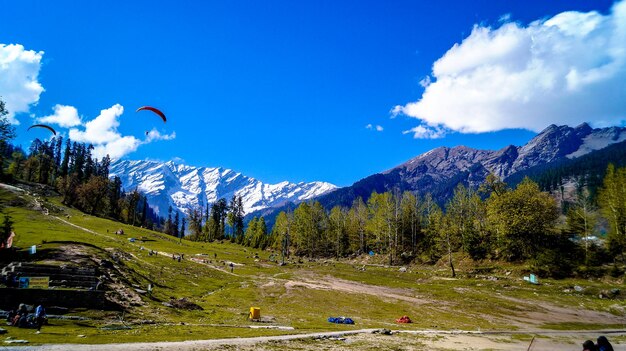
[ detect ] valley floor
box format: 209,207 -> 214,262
1,183 -> 625,350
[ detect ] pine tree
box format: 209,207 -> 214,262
59,138 -> 71,177
164,206 -> 173,235
173,210 -> 180,238
180,217 -> 186,242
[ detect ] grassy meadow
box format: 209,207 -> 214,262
1,185 -> 624,345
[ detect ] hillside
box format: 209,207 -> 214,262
504,139 -> 626,193
1,183 -> 625,348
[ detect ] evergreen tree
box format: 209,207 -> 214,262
186,206 -> 204,240
59,139 -> 71,178
53,135 -> 63,172
0,99 -> 16,179
107,176 -> 123,219
164,206 -> 173,236
180,217 -> 186,242
173,211 -> 180,238
141,196 -> 148,226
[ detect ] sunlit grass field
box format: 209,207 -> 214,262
1,186 -> 624,345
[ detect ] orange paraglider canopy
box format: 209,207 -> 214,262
27,124 -> 57,135
136,106 -> 166,122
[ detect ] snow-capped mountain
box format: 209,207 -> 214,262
109,160 -> 337,217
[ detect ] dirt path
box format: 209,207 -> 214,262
9,329 -> 626,351
283,275 -> 428,305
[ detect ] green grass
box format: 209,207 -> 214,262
1,186 -> 625,345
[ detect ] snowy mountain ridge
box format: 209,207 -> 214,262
109,160 -> 337,217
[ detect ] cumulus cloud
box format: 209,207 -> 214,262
144,128 -> 176,143
68,104 -> 176,159
394,1 -> 626,136
69,104 -> 141,159
366,124 -> 384,132
37,104 -> 82,127
403,125 -> 446,139
0,43 -> 45,124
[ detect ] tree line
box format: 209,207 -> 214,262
0,98 -> 168,236
2,98 -> 626,277
260,172 -> 626,278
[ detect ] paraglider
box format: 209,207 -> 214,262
27,124 -> 57,135
136,106 -> 166,123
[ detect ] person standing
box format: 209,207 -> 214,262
34,304 -> 46,334
596,336 -> 614,351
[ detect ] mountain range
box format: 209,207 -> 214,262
250,123 -> 626,223
109,160 -> 337,217
320,123 -> 626,207
112,123 -> 626,224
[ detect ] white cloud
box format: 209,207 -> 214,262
37,104 -> 82,127
366,124 -> 384,132
68,104 -> 175,159
403,125 -> 446,139
0,43 -> 44,124
92,136 -> 141,160
144,128 -> 176,143
394,1 -> 626,134
69,104 -> 141,159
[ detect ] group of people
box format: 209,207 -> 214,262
583,336 -> 614,351
5,303 -> 47,333
1,272 -> 21,287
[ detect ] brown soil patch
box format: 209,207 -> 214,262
499,296 -> 624,326
283,275 -> 429,305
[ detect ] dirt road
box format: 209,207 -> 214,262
7,329 -> 626,351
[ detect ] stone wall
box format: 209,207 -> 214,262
0,288 -> 121,310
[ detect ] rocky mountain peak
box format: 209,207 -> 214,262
110,160 -> 337,218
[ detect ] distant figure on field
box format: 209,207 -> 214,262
35,303 -> 46,333
229,262 -> 234,273
583,340 -> 598,351
597,336 -> 614,351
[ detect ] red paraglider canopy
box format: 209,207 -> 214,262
136,106 -> 166,122
27,124 -> 57,135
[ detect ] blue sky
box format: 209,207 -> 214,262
1,0 -> 624,186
